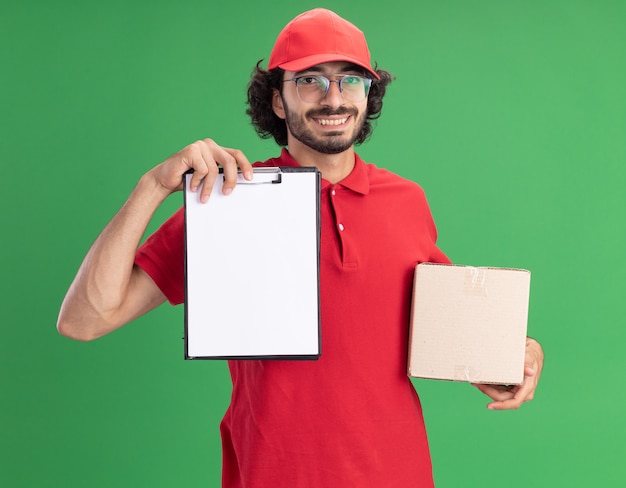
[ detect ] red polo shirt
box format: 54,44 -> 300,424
135,149 -> 450,487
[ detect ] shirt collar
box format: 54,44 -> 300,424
275,148 -> 370,195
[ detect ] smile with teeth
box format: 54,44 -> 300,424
315,117 -> 349,126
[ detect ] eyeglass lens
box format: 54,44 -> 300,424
295,75 -> 371,103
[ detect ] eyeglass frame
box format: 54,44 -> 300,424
282,74 -> 373,103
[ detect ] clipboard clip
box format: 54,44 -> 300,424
183,167 -> 284,185
235,167 -> 282,185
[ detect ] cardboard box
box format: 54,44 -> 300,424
408,263 -> 530,385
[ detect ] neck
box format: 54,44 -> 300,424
286,140 -> 356,184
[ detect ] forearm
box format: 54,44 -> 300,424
57,139 -> 254,340
57,173 -> 170,340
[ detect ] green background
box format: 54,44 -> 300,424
2,0 -> 625,486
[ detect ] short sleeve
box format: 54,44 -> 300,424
134,207 -> 185,305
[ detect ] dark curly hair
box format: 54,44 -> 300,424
246,61 -> 394,146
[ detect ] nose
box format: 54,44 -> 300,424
320,80 -> 344,108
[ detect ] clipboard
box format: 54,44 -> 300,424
183,167 -> 321,360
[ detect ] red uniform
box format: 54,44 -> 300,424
135,149 -> 450,487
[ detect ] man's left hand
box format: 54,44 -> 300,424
472,337 -> 544,410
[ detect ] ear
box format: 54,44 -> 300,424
272,88 -> 286,119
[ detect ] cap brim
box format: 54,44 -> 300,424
276,53 -> 380,80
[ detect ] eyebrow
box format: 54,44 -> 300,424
294,64 -> 365,76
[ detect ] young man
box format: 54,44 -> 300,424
58,8 -> 543,487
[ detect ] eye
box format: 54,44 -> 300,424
342,76 -> 362,86
298,76 -> 320,86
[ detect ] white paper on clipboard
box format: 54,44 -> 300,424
183,167 -> 321,359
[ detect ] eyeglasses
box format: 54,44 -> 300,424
283,74 -> 373,103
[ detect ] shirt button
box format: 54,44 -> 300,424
331,190 -> 336,196
338,223 -> 345,231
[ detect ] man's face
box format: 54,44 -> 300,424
274,62 -> 369,155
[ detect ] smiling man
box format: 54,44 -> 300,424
275,64 -> 370,153
58,8 -> 544,488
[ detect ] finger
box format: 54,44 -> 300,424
184,141 -> 212,193
224,147 -> 254,181
204,142 -> 252,196
486,374 -> 536,410
487,394 -> 523,410
487,380 -> 534,410
516,369 -> 539,402
219,150 -> 239,196
473,383 -> 518,402
196,140 -> 220,202
220,146 -> 254,195
182,139 -> 252,200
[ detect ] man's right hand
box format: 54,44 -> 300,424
57,138 -> 254,341
149,139 -> 254,203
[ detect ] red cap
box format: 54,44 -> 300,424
268,8 -> 380,80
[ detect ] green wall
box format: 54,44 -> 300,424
2,0 -> 624,486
